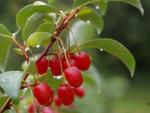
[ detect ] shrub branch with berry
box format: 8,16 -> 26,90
0,0 -> 143,113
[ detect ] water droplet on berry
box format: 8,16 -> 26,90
54,76 -> 62,79
36,45 -> 40,48
86,20 -> 90,24
95,6 -> 100,10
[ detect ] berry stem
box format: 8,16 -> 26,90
66,26 -> 81,54
29,86 -> 38,113
56,37 -> 71,67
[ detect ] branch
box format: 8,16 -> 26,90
10,37 -> 29,63
37,7 -> 81,62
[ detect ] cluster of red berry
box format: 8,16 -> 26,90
28,51 -> 90,112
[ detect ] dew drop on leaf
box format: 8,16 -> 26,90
97,30 -> 101,35
95,6 -> 100,10
100,49 -> 104,52
86,20 -> 91,24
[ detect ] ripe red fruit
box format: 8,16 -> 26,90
75,52 -> 91,70
74,87 -> 85,98
42,107 -> 54,113
27,103 -> 34,113
33,83 -> 54,106
36,57 -> 49,74
61,53 -> 76,70
54,96 -> 62,107
49,56 -> 61,76
64,66 -> 83,88
58,84 -> 74,105
62,59 -> 76,70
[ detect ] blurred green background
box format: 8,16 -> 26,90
0,0 -> 150,113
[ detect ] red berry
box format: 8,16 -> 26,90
61,53 -> 76,70
58,84 -> 74,105
36,57 -> 48,74
75,52 -> 91,70
54,96 -> 62,107
62,59 -> 76,70
27,103 -> 34,113
49,56 -> 61,76
42,107 -> 54,113
74,87 -> 85,98
64,66 -> 83,88
33,83 -> 54,106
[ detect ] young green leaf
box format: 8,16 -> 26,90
26,32 -> 51,47
79,38 -> 136,77
0,71 -> 23,99
22,13 -> 45,41
108,0 -> 144,15
16,4 -> 58,29
77,7 -> 104,33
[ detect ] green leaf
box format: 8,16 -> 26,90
0,24 -> 12,37
16,4 -> 58,29
4,109 -> 16,113
36,22 -> 55,33
108,0 -> 144,15
40,71 -> 63,89
74,0 -> 95,7
0,24 -> 12,72
69,21 -> 96,46
0,71 -> 24,99
22,60 -> 36,75
0,96 -> 9,109
77,7 -> 104,33
79,38 -> 136,77
26,32 -> 51,47
48,0 -> 56,5
22,13 -> 46,41
97,0 -> 108,16
0,38 -> 12,72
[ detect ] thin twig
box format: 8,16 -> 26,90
10,37 -> 29,63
